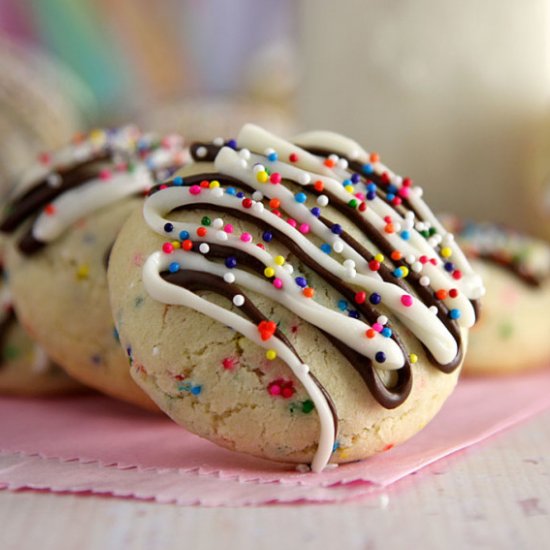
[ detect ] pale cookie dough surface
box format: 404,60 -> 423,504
109,205 -> 463,465
464,261 -> 550,375
5,198 -> 155,409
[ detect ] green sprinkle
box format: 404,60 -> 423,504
201,216 -> 211,226
302,399 -> 315,414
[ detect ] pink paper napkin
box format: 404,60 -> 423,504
1,369 -> 550,504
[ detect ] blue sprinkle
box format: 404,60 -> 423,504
337,299 -> 348,311
227,139 -> 238,149
393,267 -> 403,278
343,178 -> 352,187
348,310 -> 360,319
381,327 -> 392,338
164,222 -> 174,233
295,192 -> 307,203
262,231 -> 273,242
236,191 -> 245,198
400,230 -> 410,241
320,243 -> 332,254
179,230 -> 190,240
366,191 -> 377,201
173,176 -> 184,186
387,184 -> 398,194
310,207 -> 321,217
191,385 -> 203,395
332,441 -> 340,452
367,183 -> 377,192
113,327 -> 120,342
375,351 -> 386,363
226,187 -> 237,196
449,309 -> 461,320
362,163 -> 374,174
169,262 -> 180,273
444,262 -> 455,272
351,173 -> 361,183
225,256 -> 238,269
387,193 -> 395,201
369,293 -> 382,305
126,346 -> 132,357
331,223 -> 343,235
295,276 -> 307,288
267,152 -> 278,162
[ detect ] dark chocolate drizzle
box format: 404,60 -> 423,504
476,252 -> 543,288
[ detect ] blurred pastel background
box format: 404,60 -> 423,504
1,0 -> 550,237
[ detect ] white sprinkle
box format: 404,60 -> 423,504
346,268 -> 357,279
317,195 -> 329,207
343,259 -> 356,269
324,463 -> 339,470
429,305 -> 438,315
412,262 -> 423,273
212,188 -> 224,198
223,272 -> 236,284
216,230 -> 228,241
377,315 -> 388,325
393,223 -> 402,233
212,218 -> 224,229
252,202 -> 264,213
296,464 -> 311,473
253,163 -> 265,174
394,176 -> 403,187
152,346 -> 160,356
47,173 -> 62,188
419,275 -> 430,286
199,243 -> 210,254
415,222 -> 426,232
297,363 -> 310,376
195,146 -> 207,158
300,172 -> 311,185
328,154 -> 339,163
284,263 -> 294,274
428,237 -> 439,247
239,148 -> 251,160
405,254 -> 416,264
232,294 -> 245,307
252,191 -> 263,201
337,158 -> 348,170
415,187 -> 424,197
213,137 -> 224,146
333,241 -> 344,253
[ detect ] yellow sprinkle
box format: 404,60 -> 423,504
256,171 -> 269,183
171,240 -> 181,249
266,349 -> 277,360
76,264 -> 90,280
344,185 -> 354,194
274,255 -> 285,266
400,266 -> 409,278
338,447 -> 350,459
440,247 -> 452,258
374,253 -> 384,262
409,353 -> 418,364
89,129 -> 105,143
264,267 -> 275,278
209,180 -> 220,188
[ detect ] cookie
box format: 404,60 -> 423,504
0,127 -> 188,409
443,218 -> 550,375
108,124 -> 484,471
0,259 -> 83,396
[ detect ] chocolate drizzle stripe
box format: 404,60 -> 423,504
161,269 -> 339,433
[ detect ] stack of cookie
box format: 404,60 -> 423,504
3,123 -> 546,472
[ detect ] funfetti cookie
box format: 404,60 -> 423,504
0,127 -> 188,409
108,124 -> 484,472
443,217 -> 550,375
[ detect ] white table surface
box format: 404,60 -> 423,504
1,409 -> 549,550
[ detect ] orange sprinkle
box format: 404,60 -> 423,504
370,152 -> 380,163
303,287 -> 315,298
324,158 -> 335,168
391,250 -> 402,261
435,289 -> 448,300
182,239 -> 193,251
269,198 -> 281,209
314,180 -> 324,192
384,223 -> 395,234
366,329 -> 376,339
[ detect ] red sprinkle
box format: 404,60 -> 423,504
314,180 -> 324,192
354,291 -> 366,304
196,227 -> 207,237
242,198 -> 253,209
289,153 -> 299,163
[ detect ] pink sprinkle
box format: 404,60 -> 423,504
162,242 -> 174,254
268,384 -> 281,396
299,223 -> 310,234
189,185 -> 201,195
287,218 -> 297,228
270,172 -> 282,184
224,224 -> 234,234
240,232 -> 252,243
355,192 -> 365,200
430,258 -> 438,265
398,187 -> 410,198
99,169 -> 112,181
372,322 -> 383,333
401,295 -> 413,307
273,278 -> 283,289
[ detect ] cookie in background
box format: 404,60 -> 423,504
0,127 -> 188,410
442,216 -> 550,375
